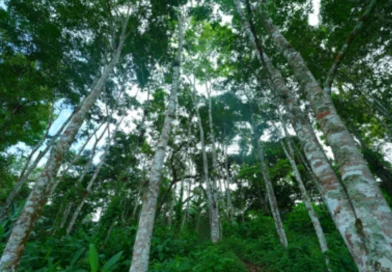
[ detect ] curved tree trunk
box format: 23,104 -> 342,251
129,14 -> 183,272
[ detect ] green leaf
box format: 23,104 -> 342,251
88,243 -> 99,272
69,248 -> 85,268
0,225 -> 4,239
102,251 -> 123,272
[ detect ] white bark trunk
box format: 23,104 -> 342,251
232,2 -> 377,269
280,140 -> 331,269
0,16 -> 129,271
255,134 -> 288,247
192,90 -> 220,244
129,14 -> 183,272
260,6 -> 392,269
278,114 -> 330,268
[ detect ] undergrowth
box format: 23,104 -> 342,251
0,204 -> 357,272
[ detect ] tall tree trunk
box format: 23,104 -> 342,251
168,184 -> 176,230
250,115 -> 288,247
59,201 -> 73,232
206,85 -> 221,241
223,143 -> 233,223
129,14 -> 183,272
66,118 -> 122,235
260,5 -> 392,269
0,111 -> 74,222
233,1 -> 377,269
195,102 -> 220,243
258,142 -> 288,247
191,87 -> 220,244
279,114 -> 330,268
0,15 -> 129,271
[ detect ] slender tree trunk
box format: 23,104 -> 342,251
66,118 -> 122,235
181,177 -> 191,232
129,14 -> 183,272
281,140 -> 330,268
0,112 -> 74,222
59,121 -> 106,178
131,186 -> 141,221
50,121 -> 108,205
0,16 -> 129,271
19,104 -> 55,181
279,114 -> 330,268
192,91 -> 220,243
251,120 -> 288,247
168,184 -> 175,230
206,86 -> 221,242
324,0 -> 377,93
260,6 -> 392,269
102,220 -> 116,249
59,201 -> 73,231
224,144 -> 233,223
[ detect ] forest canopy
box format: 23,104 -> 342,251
1,0 -> 392,271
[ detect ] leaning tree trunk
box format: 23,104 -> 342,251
66,118 -> 122,235
19,104 -> 54,182
251,116 -> 288,247
233,1 -> 373,269
260,4 -> 392,269
279,114 -> 330,269
0,111 -> 74,222
281,140 -> 330,267
129,14 -> 183,272
0,16 -> 129,271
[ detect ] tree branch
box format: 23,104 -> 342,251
324,0 -> 377,93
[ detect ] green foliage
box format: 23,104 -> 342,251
89,244 -> 99,272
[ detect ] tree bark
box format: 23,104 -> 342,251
59,201 -> 73,231
66,118 -> 122,235
279,114 -> 330,268
191,87 -> 220,244
19,104 -> 55,182
167,184 -> 175,230
0,15 -> 129,271
260,6 -> 392,269
223,144 -> 233,223
129,14 -> 183,272
0,111 -> 74,222
251,117 -> 288,247
324,0 -> 378,93
233,1 -> 389,269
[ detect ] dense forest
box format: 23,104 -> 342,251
1,0 -> 392,271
